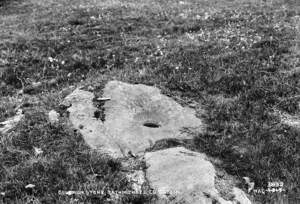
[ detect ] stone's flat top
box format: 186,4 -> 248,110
65,81 -> 203,157
102,81 -> 204,155
144,147 -> 231,204
64,88 -> 123,156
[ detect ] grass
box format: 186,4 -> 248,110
0,108 -> 127,203
0,0 -> 299,203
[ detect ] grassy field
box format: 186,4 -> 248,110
0,0 -> 299,203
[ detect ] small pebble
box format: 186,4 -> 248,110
25,184 -> 35,189
48,110 -> 59,124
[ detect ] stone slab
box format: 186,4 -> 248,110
65,81 -> 204,157
144,147 -> 232,204
102,81 -> 204,155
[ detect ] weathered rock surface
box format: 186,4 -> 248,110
144,147 -> 229,204
64,88 -> 122,156
145,147 -> 251,204
64,81 -> 251,204
65,81 -> 203,157
102,81 -> 204,155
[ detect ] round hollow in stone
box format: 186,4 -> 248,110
64,81 -> 204,157
143,121 -> 161,128
102,81 -> 204,155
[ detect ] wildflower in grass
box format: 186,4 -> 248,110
48,57 -> 54,63
204,12 -> 210,20
186,33 -> 195,40
179,13 -> 187,18
33,147 -> 43,156
66,191 -> 75,196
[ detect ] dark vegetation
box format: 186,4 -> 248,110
0,0 -> 299,203
0,109 -> 128,203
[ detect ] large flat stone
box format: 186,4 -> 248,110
144,147 -> 231,204
145,147 -> 252,204
65,81 -> 203,157
102,81 -> 204,155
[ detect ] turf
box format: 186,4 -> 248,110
0,0 -> 299,203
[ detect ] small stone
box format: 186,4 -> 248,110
18,89 -> 24,95
25,184 -> 35,189
188,102 -> 198,108
79,124 -> 84,129
23,82 -> 42,94
242,177 -> 255,193
59,101 -> 72,109
47,78 -> 58,86
96,97 -> 111,101
48,57 -> 54,62
232,145 -> 248,156
66,191 -> 75,196
232,187 -> 252,204
33,147 -> 43,156
48,110 -> 59,124
87,85 -> 94,91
